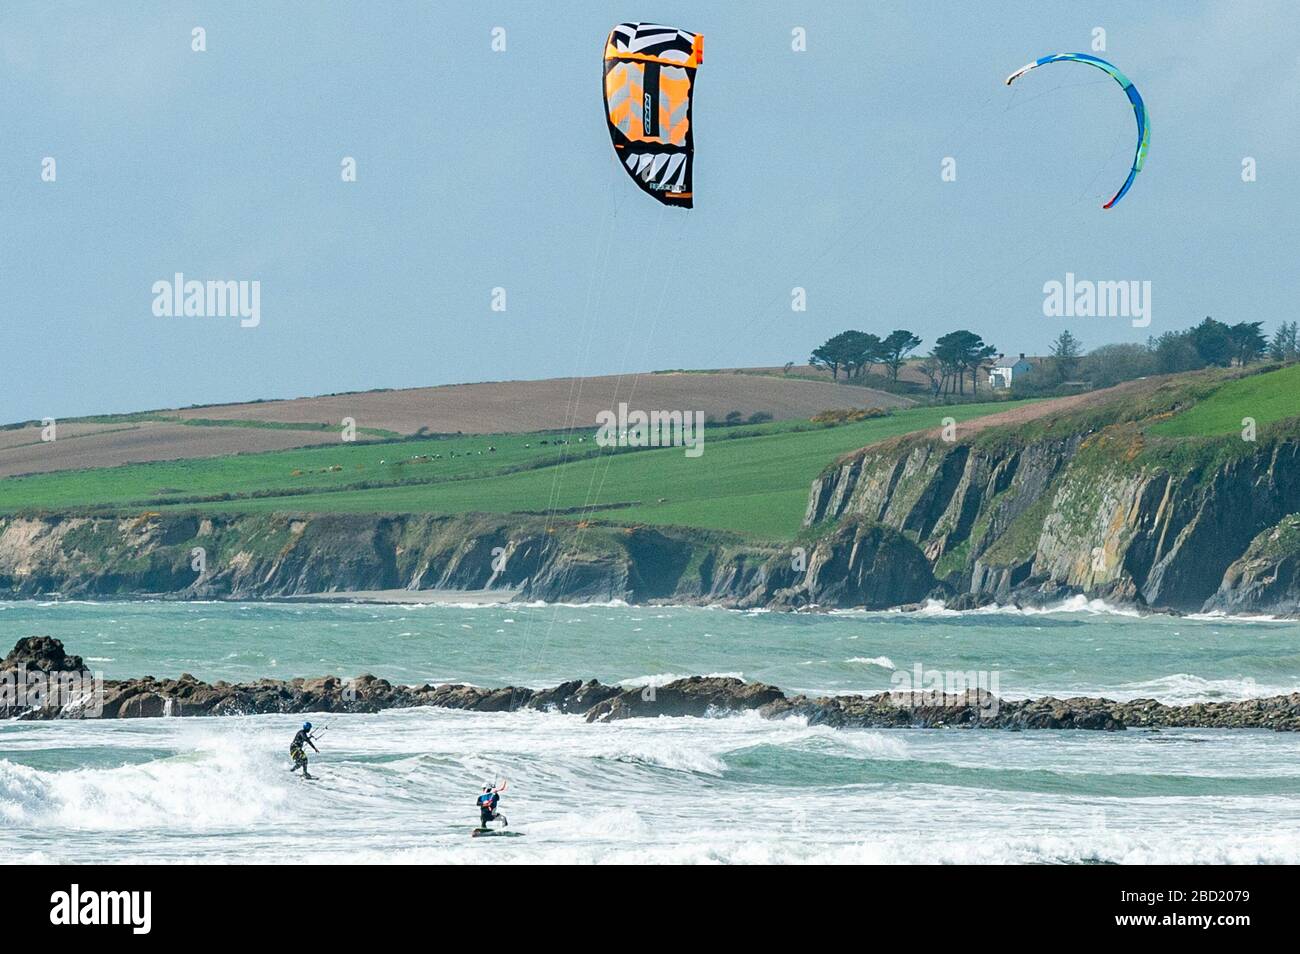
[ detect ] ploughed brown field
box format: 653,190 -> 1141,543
0,370 -> 911,477
170,372 -> 912,433
0,422 -> 352,478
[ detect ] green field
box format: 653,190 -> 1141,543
0,431 -> 576,511
1147,363 -> 1300,437
157,403 -> 1020,540
0,402 -> 1024,540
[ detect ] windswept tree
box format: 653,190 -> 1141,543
1269,321 -> 1299,362
880,330 -> 923,381
842,331 -> 884,379
1190,317 -> 1235,368
928,339 -> 959,395
918,355 -> 944,398
968,341 -> 998,393
933,330 -> 996,395
1228,321 -> 1266,366
930,335 -> 963,395
809,331 -> 857,379
810,330 -> 884,380
809,343 -> 840,379
1049,330 -> 1083,382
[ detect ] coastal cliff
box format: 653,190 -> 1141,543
0,511 -> 784,606
0,508 -> 930,610
802,371 -> 1300,616
1,367 -> 1297,616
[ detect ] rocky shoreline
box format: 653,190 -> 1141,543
5,636 -> 1299,731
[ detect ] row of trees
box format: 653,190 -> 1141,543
809,329 -> 923,382
1150,318 -> 1270,371
810,317 -> 1298,401
917,331 -> 997,396
810,328 -> 997,396
1034,319 -> 1298,392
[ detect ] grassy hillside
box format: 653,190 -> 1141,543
0,402 -> 1024,541
0,431 -> 568,511
1147,362 -> 1300,437
0,368 -> 917,477
167,402 -> 1017,539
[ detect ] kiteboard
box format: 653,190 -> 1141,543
471,828 -> 523,838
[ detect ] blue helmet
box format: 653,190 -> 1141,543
303,722 -> 312,731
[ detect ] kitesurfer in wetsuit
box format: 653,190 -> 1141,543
289,722 -> 319,779
477,781 -> 507,828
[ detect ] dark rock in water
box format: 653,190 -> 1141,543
584,676 -> 785,723
2,635 -> 87,673
944,592 -> 996,611
8,637 -> 1300,731
529,679 -> 621,714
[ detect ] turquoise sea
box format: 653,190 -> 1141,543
2,599 -> 1298,864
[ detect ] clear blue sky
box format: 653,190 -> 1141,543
1,1 -> 1295,422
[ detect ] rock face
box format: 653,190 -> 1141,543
804,414 -> 1300,615
1204,513 -> 1300,616
769,520 -> 935,610
7,638 -> 1300,731
0,508 -> 935,611
1,369 -> 1297,617
0,512 -> 788,607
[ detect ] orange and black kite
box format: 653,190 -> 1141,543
603,22 -> 702,208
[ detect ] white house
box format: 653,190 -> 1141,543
988,353 -> 1033,389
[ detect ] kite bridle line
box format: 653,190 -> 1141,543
503,149 -> 626,706
523,208 -> 689,679
517,204 -> 684,681
497,167 -> 683,691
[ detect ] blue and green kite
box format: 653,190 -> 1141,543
1005,53 -> 1150,209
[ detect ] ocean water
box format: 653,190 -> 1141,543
2,599 -> 1299,864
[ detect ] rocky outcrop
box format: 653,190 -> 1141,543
584,676 -> 784,722
1204,514 -> 1300,616
3,635 -> 87,673
768,519 -> 934,609
761,689 -> 1300,731
7,638 -> 1300,730
804,409 -> 1300,616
